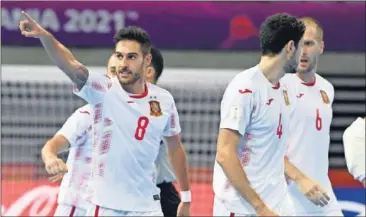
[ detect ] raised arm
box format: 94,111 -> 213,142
19,11 -> 88,89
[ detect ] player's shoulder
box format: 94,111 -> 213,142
148,83 -> 174,102
75,104 -> 93,116
346,117 -> 365,132
71,104 -> 93,127
227,66 -> 259,90
343,118 -> 357,139
281,73 -> 297,83
315,74 -> 334,91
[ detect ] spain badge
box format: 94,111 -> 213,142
149,100 -> 163,117
283,90 -> 290,106
320,90 -> 330,104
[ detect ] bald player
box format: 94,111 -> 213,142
42,55 -> 117,216
281,17 -> 343,216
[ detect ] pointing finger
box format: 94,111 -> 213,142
21,11 -> 36,23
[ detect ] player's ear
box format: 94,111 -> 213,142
145,66 -> 155,83
145,53 -> 152,67
285,40 -> 295,59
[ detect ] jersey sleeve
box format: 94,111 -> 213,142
343,121 -> 366,182
73,71 -> 112,105
162,99 -> 181,137
220,79 -> 253,136
55,108 -> 92,147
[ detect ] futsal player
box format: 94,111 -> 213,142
281,17 -> 343,216
41,55 -> 117,216
20,11 -> 191,216
213,13 -> 305,216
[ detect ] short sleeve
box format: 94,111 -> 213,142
55,108 -> 92,147
163,99 -> 181,137
73,71 -> 112,105
220,80 -> 253,136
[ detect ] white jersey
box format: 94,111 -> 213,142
155,142 -> 176,184
74,71 -> 181,211
213,65 -> 293,214
281,73 -> 340,214
56,104 -> 93,209
343,117 -> 365,182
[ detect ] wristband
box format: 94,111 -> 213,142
180,191 -> 191,202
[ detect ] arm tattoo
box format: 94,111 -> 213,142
74,65 -> 89,90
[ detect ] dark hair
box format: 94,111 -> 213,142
113,26 -> 151,55
260,13 -> 306,56
150,46 -> 164,82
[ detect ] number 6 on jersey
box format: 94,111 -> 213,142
315,109 -> 322,131
135,117 -> 149,140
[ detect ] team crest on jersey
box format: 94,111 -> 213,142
149,100 -> 163,117
282,90 -> 290,106
320,90 -> 330,104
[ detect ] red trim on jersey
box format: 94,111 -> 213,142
272,82 -> 281,89
79,110 -> 90,115
301,76 -> 316,86
230,212 -> 235,217
129,83 -> 149,99
94,205 -> 100,217
69,206 -> 76,217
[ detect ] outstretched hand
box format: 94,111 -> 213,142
19,11 -> 48,38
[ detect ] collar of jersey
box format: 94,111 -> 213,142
297,73 -> 317,86
255,65 -> 281,90
129,82 -> 149,99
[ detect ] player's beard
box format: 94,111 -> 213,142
119,72 -> 141,85
118,65 -> 143,85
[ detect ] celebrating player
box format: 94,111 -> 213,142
41,55 -> 117,216
343,117 -> 365,187
213,13 -> 305,216
144,47 -> 182,217
20,11 -> 191,217
281,17 -> 343,216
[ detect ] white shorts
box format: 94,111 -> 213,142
213,196 -> 295,216
87,205 -> 164,216
54,204 -> 87,216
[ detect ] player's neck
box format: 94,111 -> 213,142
296,70 -> 316,83
120,79 -> 145,95
258,56 -> 285,85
